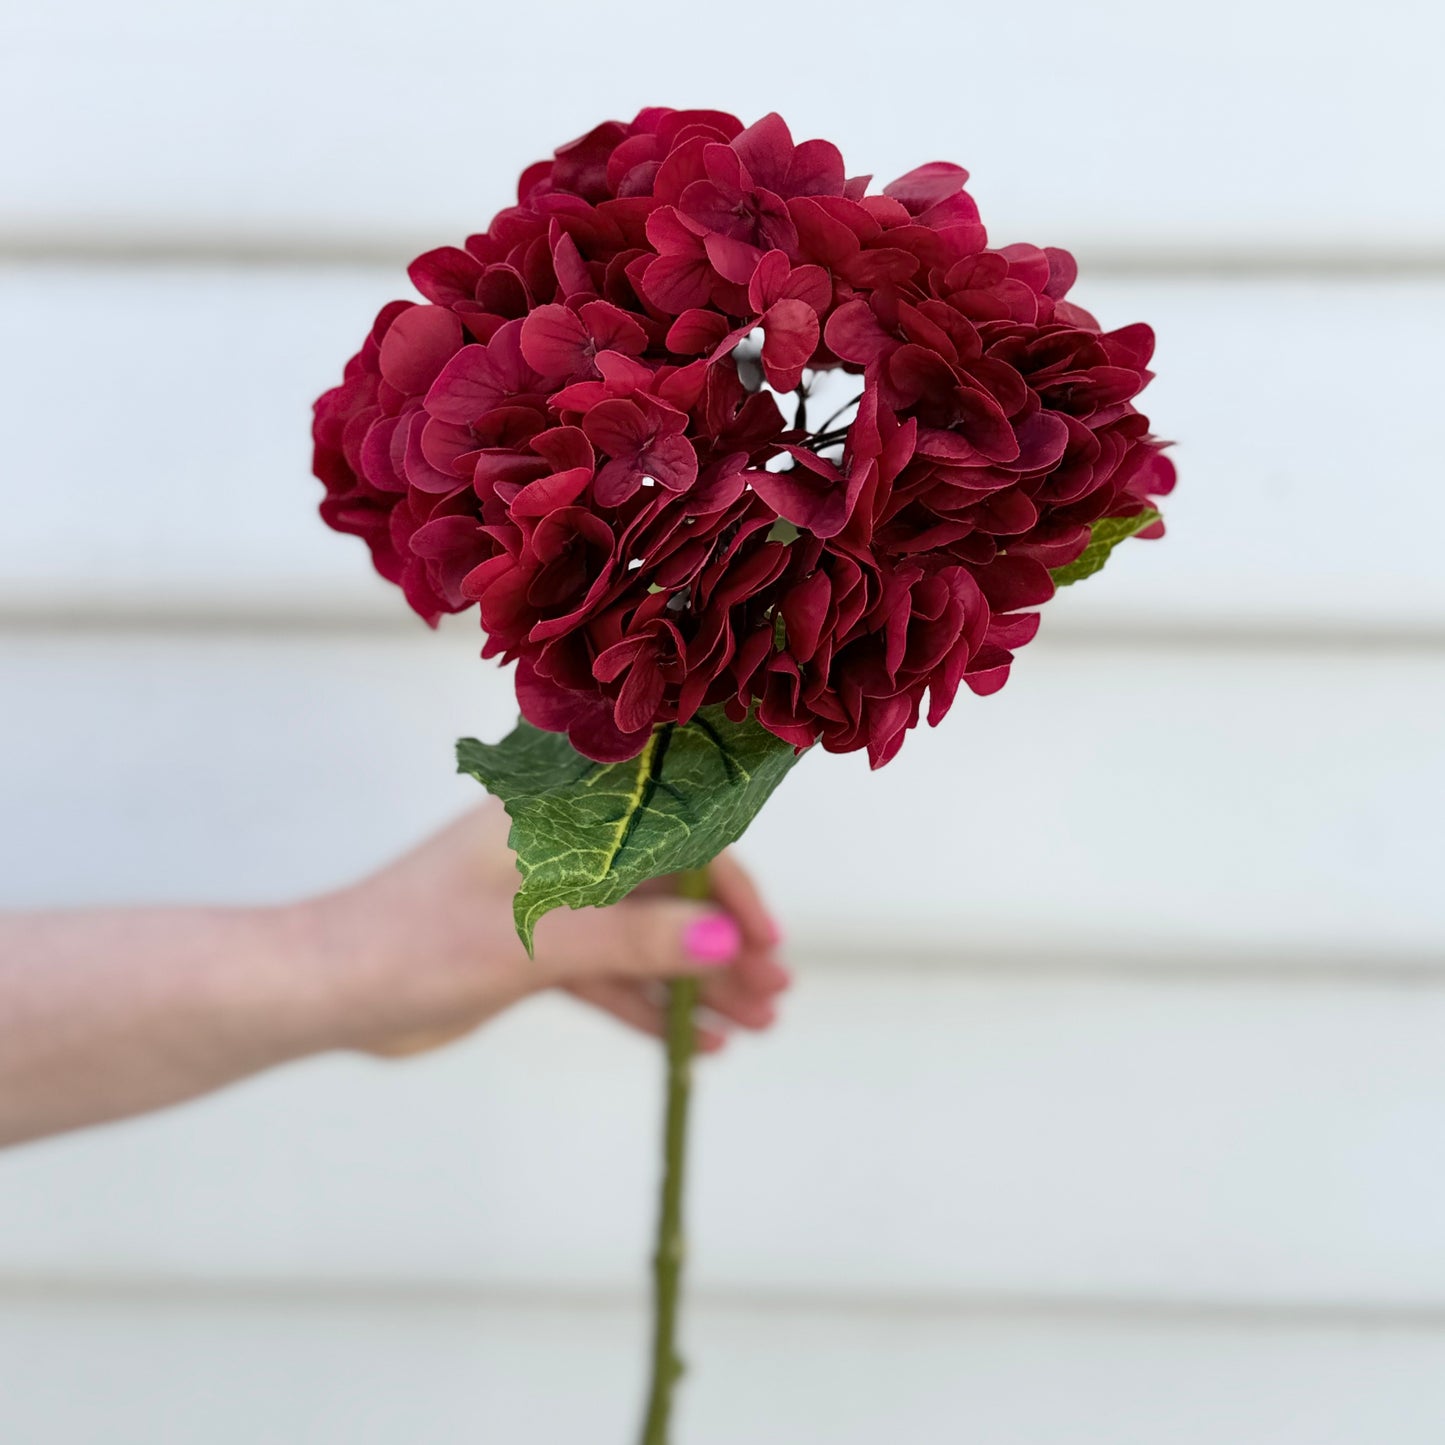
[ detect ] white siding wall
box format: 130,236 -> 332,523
2,3 -> 1444,1440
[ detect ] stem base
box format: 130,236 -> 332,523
638,867 -> 708,1445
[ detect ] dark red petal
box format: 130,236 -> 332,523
1007,410 -> 1071,472
974,555 -> 1055,611
425,355 -> 490,425
519,304 -> 589,377
747,249 -> 792,311
883,162 -> 970,215
703,232 -> 764,286
572,707 -> 654,762
580,299 -> 649,355
550,229 -> 594,298
1042,247 -> 1078,300
666,308 -> 732,355
510,466 -> 594,518
759,299 -> 820,392
963,650 -> 1014,697
408,247 -> 484,306
638,251 -> 716,314
593,456 -> 645,506
786,137 -> 846,197
1103,322 -> 1156,369
917,190 -> 982,230
750,455 -> 856,539
701,141 -> 751,194
997,243 -> 1052,293
781,263 -> 832,312
644,432 -> 700,492
531,425 -> 594,473
613,655 -> 668,735
592,634 -> 650,683
646,204 -> 706,254
403,412 -> 468,493
731,112 -> 794,192
988,611 -> 1042,649
780,570 -> 831,662
583,398 -> 650,457
378,305 -> 463,394
516,661 -> 650,763
824,299 -> 895,366
680,178 -> 750,237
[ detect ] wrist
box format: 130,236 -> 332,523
264,889 -> 402,1055
276,880 -> 502,1056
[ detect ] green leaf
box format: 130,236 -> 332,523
457,708 -> 805,952
1049,508 -> 1161,588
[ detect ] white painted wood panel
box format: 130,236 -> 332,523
4,264 -> 1443,632
1,631 -> 1439,958
1,10 -> 1438,1431
3,1287 -> 1443,1445
2,2 -> 1441,254
3,971 -> 1445,1306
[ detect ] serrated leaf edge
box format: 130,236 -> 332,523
459,715 -> 799,956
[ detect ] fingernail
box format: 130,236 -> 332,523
766,916 -> 785,946
684,913 -> 742,966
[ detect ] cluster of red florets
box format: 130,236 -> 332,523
313,109 -> 1172,767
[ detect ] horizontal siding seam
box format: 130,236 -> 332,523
6,1275 -> 1445,1334
6,236 -> 1445,278
788,948 -> 1445,987
3,608 -> 1445,656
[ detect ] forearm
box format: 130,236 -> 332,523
0,808 -> 780,1148
0,903 -> 356,1147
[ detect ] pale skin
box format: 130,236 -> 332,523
0,805 -> 789,1150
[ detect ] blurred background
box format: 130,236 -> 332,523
2,1 -> 1443,1440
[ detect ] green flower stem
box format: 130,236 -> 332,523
639,865 -> 709,1445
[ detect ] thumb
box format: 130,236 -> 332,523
534,899 -> 743,985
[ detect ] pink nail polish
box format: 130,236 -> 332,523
684,913 -> 742,966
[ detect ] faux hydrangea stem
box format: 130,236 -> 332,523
640,866 -> 709,1445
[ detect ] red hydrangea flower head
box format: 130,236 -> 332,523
313,109 -> 1173,768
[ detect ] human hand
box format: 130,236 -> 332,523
302,804 -> 789,1059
